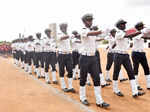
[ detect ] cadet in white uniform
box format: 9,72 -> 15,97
25,36 -> 35,74
43,29 -> 58,84
131,22 -> 150,90
105,29 -> 128,82
79,14 -> 109,108
57,23 -> 75,93
113,19 -> 145,97
33,33 -> 44,78
71,31 -> 81,80
20,38 -> 26,69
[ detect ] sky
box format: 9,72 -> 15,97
0,0 -> 150,41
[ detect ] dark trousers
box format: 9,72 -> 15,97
72,51 -> 80,69
20,51 -> 25,62
24,51 -> 28,64
58,53 -> 73,78
44,52 -> 57,72
131,52 -> 150,75
79,55 -> 100,86
106,52 -> 114,71
34,52 -> 42,68
26,52 -> 34,66
95,50 -> 102,74
113,53 -> 135,80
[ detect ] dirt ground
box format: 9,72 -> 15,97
0,57 -> 86,112
1,48 -> 150,112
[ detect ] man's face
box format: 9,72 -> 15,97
111,32 -> 116,37
84,19 -> 93,28
119,23 -> 126,30
137,26 -> 144,31
36,33 -> 41,39
60,26 -> 67,33
45,31 -> 51,37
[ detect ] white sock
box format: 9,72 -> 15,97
130,80 -> 138,95
105,70 -> 110,80
45,72 -> 50,82
80,86 -> 86,101
60,78 -> 66,89
145,75 -> 150,88
68,78 -> 73,89
100,73 -> 106,85
113,80 -> 120,93
52,71 -> 57,81
94,86 -> 104,104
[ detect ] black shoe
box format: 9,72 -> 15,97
120,78 -> 128,82
133,92 -> 145,98
132,94 -> 138,98
147,88 -> 150,90
138,91 -> 145,96
67,88 -> 76,93
96,102 -> 110,108
73,78 -> 77,80
62,88 -> 69,92
137,86 -> 143,90
101,83 -> 110,88
46,81 -> 51,84
53,81 -> 58,84
41,76 -> 45,78
29,73 -> 32,75
78,77 -> 80,80
106,79 -> 112,82
37,76 -> 40,79
114,91 -> 124,97
80,100 -> 89,106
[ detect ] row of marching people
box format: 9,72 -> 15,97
11,13 -> 150,109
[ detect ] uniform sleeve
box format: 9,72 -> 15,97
115,31 -> 126,40
134,34 -> 144,40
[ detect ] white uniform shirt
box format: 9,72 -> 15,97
105,35 -> 116,52
16,43 -> 21,51
132,31 -> 145,52
80,27 -> 97,55
71,35 -> 81,51
57,32 -> 71,53
20,43 -> 26,52
25,41 -> 35,52
43,37 -> 56,52
33,39 -> 43,52
114,30 -> 130,53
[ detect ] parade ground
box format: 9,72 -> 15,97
1,48 -> 150,112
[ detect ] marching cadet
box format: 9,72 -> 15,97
20,38 -> 26,69
11,40 -> 17,65
57,23 -> 76,93
24,38 -> 29,72
71,30 -> 81,80
43,28 -> 58,84
131,22 -> 150,90
94,26 -> 111,88
105,29 -> 128,82
79,13 -> 109,108
15,39 -> 21,67
33,33 -> 44,78
112,19 -> 145,97
25,36 -> 35,74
